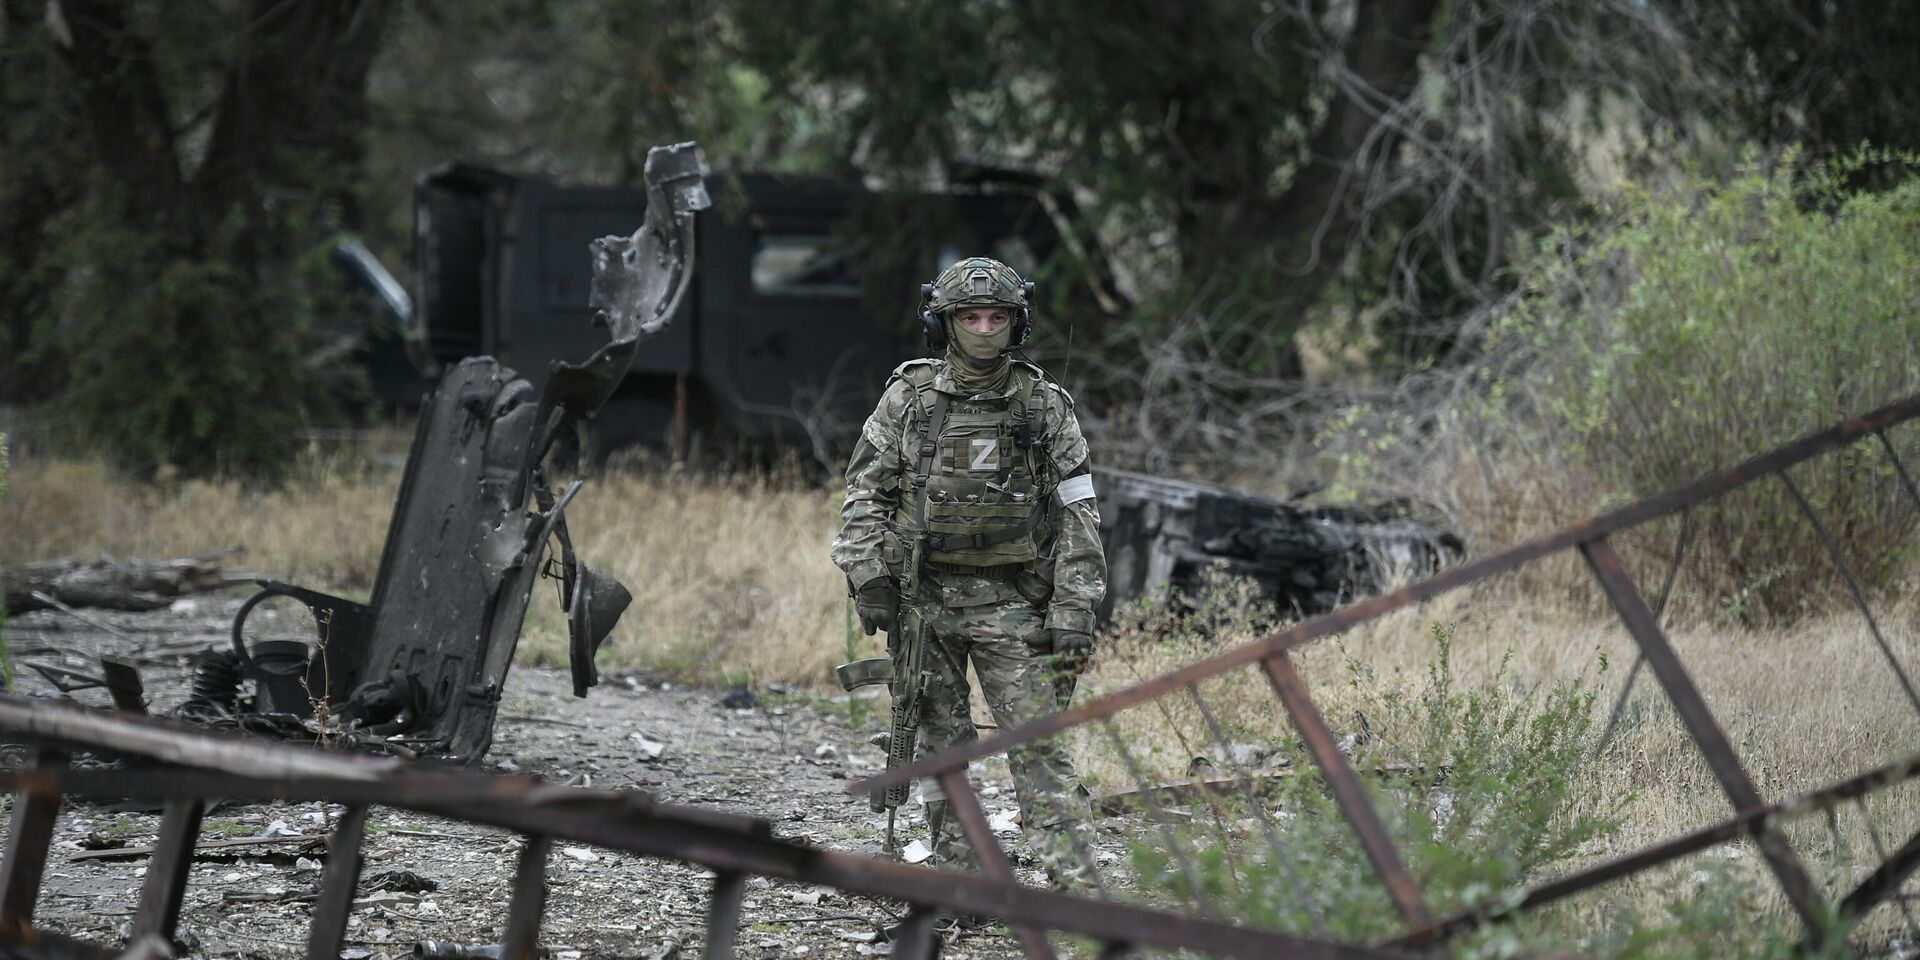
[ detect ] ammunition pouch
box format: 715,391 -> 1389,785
917,476 -> 1042,565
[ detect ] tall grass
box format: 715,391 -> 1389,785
0,448 -> 862,685
1075,570 -> 1920,955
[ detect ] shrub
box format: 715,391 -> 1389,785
46,200 -> 365,481
1499,149 -> 1920,615
1319,150 -> 1920,618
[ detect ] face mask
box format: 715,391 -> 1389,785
950,318 -> 1011,362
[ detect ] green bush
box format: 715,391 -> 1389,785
46,193 -> 364,482
1122,622 -> 1620,953
1497,150 -> 1920,615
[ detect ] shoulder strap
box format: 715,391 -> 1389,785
908,390 -> 950,532
1010,364 -> 1045,454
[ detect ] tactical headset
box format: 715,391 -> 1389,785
918,275 -> 1036,352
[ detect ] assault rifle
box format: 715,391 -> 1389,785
834,532 -> 930,853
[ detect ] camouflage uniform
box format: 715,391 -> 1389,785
832,354 -> 1106,867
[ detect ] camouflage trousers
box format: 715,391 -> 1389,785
908,591 -> 1091,873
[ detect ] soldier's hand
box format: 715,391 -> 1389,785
1049,628 -> 1095,672
855,579 -> 900,636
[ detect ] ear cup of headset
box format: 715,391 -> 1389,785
918,283 -> 946,351
1009,281 -> 1036,346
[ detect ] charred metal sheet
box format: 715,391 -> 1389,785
1095,467 -> 1461,622
215,143 -> 708,761
856,390 -> 1920,953
0,695 -> 1415,960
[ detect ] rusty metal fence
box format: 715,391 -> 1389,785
0,695 -> 1422,960
855,391 -> 1920,957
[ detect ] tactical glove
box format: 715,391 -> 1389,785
1049,628 -> 1095,673
855,579 -> 900,636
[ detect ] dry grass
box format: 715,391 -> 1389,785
513,470 -> 865,684
8,443 -> 1920,947
0,449 -> 865,687
2,456 -> 399,592
1067,568 -> 1920,947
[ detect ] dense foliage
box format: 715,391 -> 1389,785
7,0 -> 1920,478
1501,153 -> 1920,615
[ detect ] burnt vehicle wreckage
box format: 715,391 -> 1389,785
177,142 -> 712,760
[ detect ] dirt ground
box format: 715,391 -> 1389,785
2,596 -> 1093,960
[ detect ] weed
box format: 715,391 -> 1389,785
1116,620 -> 1615,948
96,817 -> 150,839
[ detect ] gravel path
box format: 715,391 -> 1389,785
1,597 -> 1084,959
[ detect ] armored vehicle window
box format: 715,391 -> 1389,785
752,233 -> 861,296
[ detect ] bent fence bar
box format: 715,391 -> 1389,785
856,389 -> 1920,957
0,696 -> 1410,960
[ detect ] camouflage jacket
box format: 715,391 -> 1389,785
831,358 -> 1107,635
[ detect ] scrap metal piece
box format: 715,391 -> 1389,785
217,143 -> 704,761
1264,654 -> 1429,926
307,804 -> 367,960
98,657 -> 146,714
0,749 -> 65,933
1581,537 -> 1828,938
566,562 -> 632,698
20,656 -> 152,713
591,142 -> 710,341
131,799 -> 204,945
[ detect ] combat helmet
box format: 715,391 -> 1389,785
919,256 -> 1035,350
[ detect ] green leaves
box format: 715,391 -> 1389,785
1498,151 -> 1920,617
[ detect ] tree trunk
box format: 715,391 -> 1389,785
1185,0 -> 1441,315
37,0 -> 395,477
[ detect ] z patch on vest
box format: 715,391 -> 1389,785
969,439 -> 998,472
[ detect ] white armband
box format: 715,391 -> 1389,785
1056,473 -> 1096,506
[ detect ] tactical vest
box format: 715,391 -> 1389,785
895,362 -> 1047,567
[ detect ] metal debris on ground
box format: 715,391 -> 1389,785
1096,467 -> 1463,622
166,142 -> 711,762
0,694 -> 1409,960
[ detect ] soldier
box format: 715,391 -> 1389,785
831,256 -> 1106,872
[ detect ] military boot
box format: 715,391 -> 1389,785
1033,818 -> 1101,892
922,799 -> 981,872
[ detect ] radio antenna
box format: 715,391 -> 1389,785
1063,316 -> 1076,383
